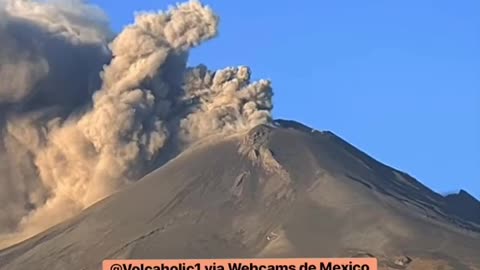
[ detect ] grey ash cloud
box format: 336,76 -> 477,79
0,0 -> 273,248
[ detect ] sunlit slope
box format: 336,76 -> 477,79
1,121 -> 479,270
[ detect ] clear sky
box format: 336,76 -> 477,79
92,0 -> 479,199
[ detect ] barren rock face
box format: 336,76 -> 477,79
0,121 -> 479,270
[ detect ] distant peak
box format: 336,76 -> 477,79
446,189 -> 479,203
443,188 -> 480,224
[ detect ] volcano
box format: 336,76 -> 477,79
0,120 -> 478,270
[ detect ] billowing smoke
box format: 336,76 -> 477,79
0,0 -> 273,248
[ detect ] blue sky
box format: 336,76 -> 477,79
92,0 -> 479,199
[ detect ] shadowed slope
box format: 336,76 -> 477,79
0,120 -> 479,270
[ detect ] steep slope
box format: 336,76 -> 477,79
0,121 -> 479,270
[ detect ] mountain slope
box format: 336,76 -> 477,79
0,120 -> 479,270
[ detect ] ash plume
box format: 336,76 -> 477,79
0,0 -> 273,248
